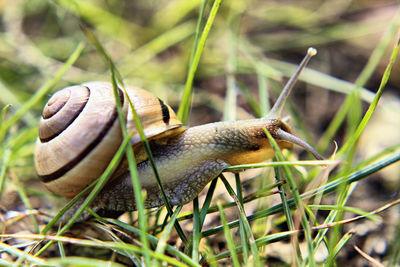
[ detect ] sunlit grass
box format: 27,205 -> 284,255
1,0 -> 399,266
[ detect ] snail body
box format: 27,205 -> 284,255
91,118 -> 293,214
35,49 -> 322,222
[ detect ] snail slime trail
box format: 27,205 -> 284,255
34,48 -> 322,223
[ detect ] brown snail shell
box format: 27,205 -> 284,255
34,81 -> 184,197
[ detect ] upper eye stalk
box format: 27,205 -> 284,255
34,47 -> 324,222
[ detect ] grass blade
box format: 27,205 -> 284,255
220,175 -> 261,266
217,201 -> 241,267
338,35 -> 400,155
0,42 -> 85,142
201,150 -> 400,237
177,0 -> 222,123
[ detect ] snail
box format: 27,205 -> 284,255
34,48 -> 323,222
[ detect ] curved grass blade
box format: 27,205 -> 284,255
83,23 -> 190,248
338,35 -> 400,156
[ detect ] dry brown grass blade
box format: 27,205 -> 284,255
354,245 -> 384,267
311,198 -> 400,231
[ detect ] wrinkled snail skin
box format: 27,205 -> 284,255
35,81 -> 321,223
61,119 -> 293,222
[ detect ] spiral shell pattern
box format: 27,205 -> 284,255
34,82 -> 184,197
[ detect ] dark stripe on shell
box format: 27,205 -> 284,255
158,98 -> 170,125
40,87 -> 90,143
38,89 -> 125,183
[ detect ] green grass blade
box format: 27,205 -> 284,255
0,147 -> 11,198
0,81 -> 35,126
109,220 -> 200,267
0,242 -> 46,265
57,0 -> 146,46
319,14 -> 400,151
110,69 -> 152,266
48,257 -> 125,267
180,179 -> 219,257
274,165 -> 302,263
210,230 -> 297,262
153,206 -> 183,265
201,150 -> 400,237
256,65 -> 271,116
177,0 -> 222,123
81,26 -> 153,264
327,230 -> 355,266
10,175 -> 39,234
308,205 -> 380,222
5,233 -> 190,267
217,201 -> 241,267
220,175 -> 261,266
151,0 -> 202,30
199,178 -> 218,228
155,206 -> 182,255
0,42 -> 85,142
85,24 -> 189,248
235,174 -> 249,263
188,0 -> 208,72
265,129 -> 314,265
225,160 -> 336,171
338,35 -> 400,155
0,104 -> 11,129
119,21 -> 195,76
191,197 -> 200,262
36,132 -> 133,255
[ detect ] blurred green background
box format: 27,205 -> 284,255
1,0 -> 399,265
